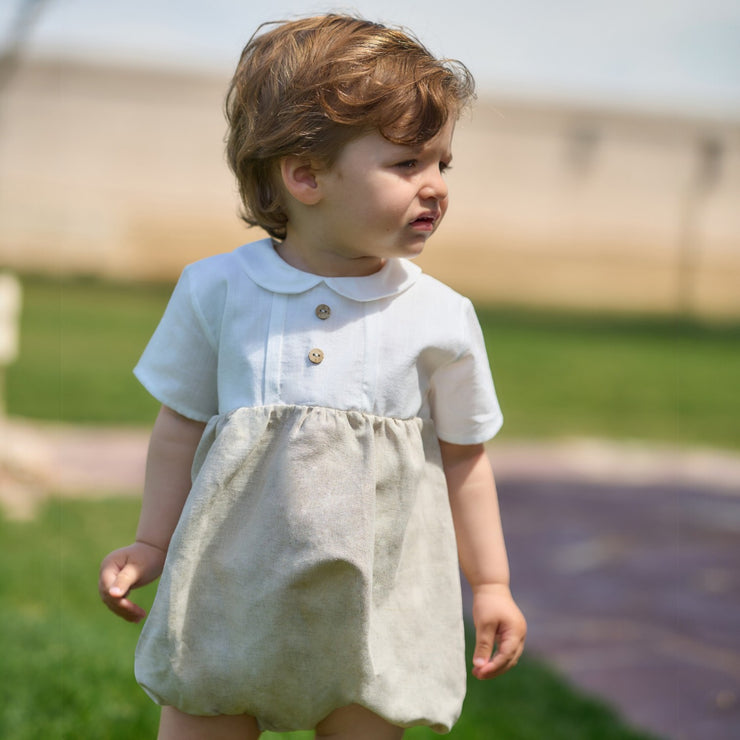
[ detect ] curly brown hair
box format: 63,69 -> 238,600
225,14 -> 475,240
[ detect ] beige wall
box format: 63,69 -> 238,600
1,59 -> 738,316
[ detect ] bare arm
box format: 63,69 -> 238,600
98,405 -> 206,622
440,440 -> 527,679
135,405 -> 207,551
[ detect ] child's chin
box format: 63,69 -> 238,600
406,234 -> 433,255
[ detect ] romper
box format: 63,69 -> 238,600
133,238 -> 503,733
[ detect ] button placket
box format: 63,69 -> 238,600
308,303 -> 330,365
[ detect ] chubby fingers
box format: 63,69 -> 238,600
99,556 -> 146,623
472,624 -> 525,679
471,621 -> 497,679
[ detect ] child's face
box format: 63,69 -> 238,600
288,118 -> 455,276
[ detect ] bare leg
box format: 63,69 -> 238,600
157,706 -> 261,740
315,704 -> 404,740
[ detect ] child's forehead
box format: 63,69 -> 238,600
384,121 -> 457,156
344,121 -> 456,155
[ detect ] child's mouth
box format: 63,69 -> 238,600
410,215 -> 437,231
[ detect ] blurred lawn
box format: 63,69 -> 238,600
6,275 -> 740,450
0,497 -> 661,740
6,276 -> 168,424
477,306 -> 740,449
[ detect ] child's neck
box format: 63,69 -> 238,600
274,238 -> 387,277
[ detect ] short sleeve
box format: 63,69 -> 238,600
429,300 -> 503,445
133,266 -> 219,422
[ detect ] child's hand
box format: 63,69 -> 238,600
98,542 -> 167,623
470,583 -> 527,680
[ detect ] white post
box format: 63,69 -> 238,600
0,273 -> 22,417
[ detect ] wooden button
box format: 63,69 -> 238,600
315,304 -> 331,320
308,348 -> 324,364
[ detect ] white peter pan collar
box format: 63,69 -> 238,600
236,238 -> 421,302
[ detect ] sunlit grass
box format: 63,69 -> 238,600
479,306 -> 740,449
7,276 -> 166,424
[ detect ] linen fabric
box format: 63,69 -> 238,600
132,238 -> 503,732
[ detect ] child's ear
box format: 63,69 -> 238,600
280,156 -> 323,205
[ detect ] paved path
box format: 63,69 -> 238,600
488,476 -> 740,740
3,418 -> 740,739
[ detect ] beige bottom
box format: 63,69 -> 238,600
135,405 -> 466,733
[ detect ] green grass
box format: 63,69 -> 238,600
477,306 -> 740,450
6,275 -> 740,450
6,276 -> 168,424
0,497 -> 661,739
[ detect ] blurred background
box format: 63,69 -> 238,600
1,0 -> 738,316
0,2 -> 739,740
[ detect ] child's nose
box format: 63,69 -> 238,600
420,166 -> 448,201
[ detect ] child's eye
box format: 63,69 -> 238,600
394,159 -> 452,173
